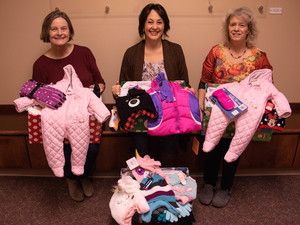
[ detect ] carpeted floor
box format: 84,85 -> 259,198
0,175 -> 299,225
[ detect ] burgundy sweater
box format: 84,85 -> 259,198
32,45 -> 105,87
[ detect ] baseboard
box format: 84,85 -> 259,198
1,168 -> 299,178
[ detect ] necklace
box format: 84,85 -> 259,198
229,48 -> 247,59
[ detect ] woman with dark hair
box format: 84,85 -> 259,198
33,8 -> 105,202
198,6 -> 272,208
137,3 -> 170,38
112,3 -> 192,165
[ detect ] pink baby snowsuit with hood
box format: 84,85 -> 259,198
14,65 -> 110,177
203,69 -> 291,163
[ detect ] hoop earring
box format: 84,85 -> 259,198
161,34 -> 165,40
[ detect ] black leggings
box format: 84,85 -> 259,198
203,138 -> 240,190
63,143 -> 99,179
131,133 -> 182,167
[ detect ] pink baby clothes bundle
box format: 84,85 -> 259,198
13,65 -> 110,177
109,176 -> 150,225
203,69 -> 291,162
128,153 -> 195,223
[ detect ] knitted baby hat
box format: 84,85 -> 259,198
259,100 -> 286,131
116,88 -> 157,132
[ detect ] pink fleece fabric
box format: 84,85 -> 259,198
109,176 -> 150,225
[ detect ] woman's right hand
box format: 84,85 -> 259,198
112,81 -> 121,97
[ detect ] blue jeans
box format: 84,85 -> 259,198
63,143 -> 99,179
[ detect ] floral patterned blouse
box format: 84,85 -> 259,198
200,44 -> 273,85
142,60 -> 167,81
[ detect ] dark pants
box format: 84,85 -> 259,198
132,133 -> 183,167
63,143 -> 99,179
203,138 -> 240,190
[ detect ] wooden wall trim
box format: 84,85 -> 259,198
1,103 -> 300,135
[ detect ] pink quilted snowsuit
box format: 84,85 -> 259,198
14,65 -> 110,177
203,69 -> 291,163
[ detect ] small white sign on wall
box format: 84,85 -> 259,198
269,7 -> 283,15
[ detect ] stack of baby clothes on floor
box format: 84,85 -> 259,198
109,152 -> 197,225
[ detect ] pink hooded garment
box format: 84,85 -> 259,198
109,176 -> 150,225
203,69 -> 291,163
14,65 -> 110,177
146,73 -> 202,136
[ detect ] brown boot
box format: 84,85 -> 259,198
66,178 -> 84,202
79,177 -> 94,197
